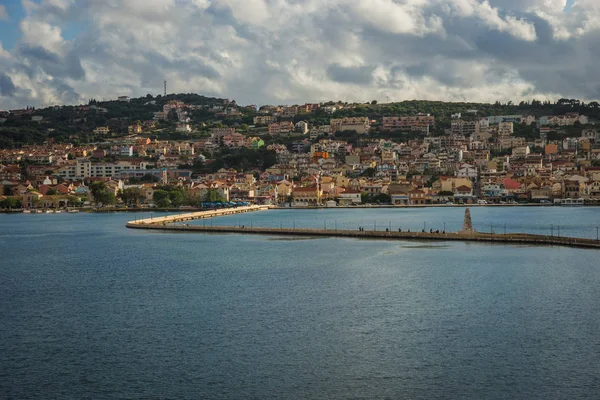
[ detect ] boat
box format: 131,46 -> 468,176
45,210 -> 54,213
22,210 -> 32,214
34,209 -> 43,214
67,209 -> 80,213
560,198 -> 584,206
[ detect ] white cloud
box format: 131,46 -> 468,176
3,0 -> 600,109
19,19 -> 67,54
347,0 -> 443,36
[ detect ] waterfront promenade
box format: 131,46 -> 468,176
127,205 -> 272,226
126,218 -> 600,250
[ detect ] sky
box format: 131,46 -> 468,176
0,0 -> 597,109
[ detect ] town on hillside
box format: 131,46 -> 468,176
1,95 -> 600,210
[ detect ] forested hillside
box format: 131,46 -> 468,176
1,94 -> 598,149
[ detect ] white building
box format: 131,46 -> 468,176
338,191 -> 362,205
295,121 -> 309,135
58,158 -> 149,180
457,164 -> 478,179
176,123 -> 192,132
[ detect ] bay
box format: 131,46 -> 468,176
1,208 -> 599,399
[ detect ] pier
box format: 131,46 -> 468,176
125,224 -> 600,250
127,205 -> 272,226
125,207 -> 600,250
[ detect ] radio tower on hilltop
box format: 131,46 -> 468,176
164,80 -> 167,96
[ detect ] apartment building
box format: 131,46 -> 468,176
268,122 -> 295,135
330,117 -> 370,134
253,115 -> 274,125
58,158 -> 149,180
382,114 -> 435,133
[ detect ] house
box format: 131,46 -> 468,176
409,188 -> 428,205
176,123 -> 192,132
275,181 -> 293,198
563,179 -> 582,198
587,181 -> 600,199
22,190 -> 43,209
512,146 -> 530,158
482,183 -> 506,198
530,186 -> 552,201
93,126 -> 110,136
388,182 -> 412,205
292,186 -> 322,205
454,185 -> 474,201
451,118 -> 479,135
210,127 -> 236,137
338,190 -> 362,205
295,121 -> 309,134
128,125 -> 143,135
268,122 -> 295,136
253,115 -> 273,125
457,164 -> 478,180
432,177 -> 472,195
540,113 -> 588,126
281,106 -> 298,118
363,184 -> 383,196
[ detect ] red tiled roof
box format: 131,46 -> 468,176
503,178 -> 521,190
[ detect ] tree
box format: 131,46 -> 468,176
361,167 -> 376,177
120,187 -> 145,206
67,195 -> 83,207
97,191 -> 116,206
89,181 -> 107,204
46,188 -> 58,195
373,193 -> 391,204
168,188 -> 185,206
425,176 -> 438,188
167,109 -> 179,122
0,197 -> 22,209
129,173 -> 159,184
89,181 -> 116,206
191,159 -> 205,174
207,189 -> 225,202
153,190 -> 172,207
371,100 -> 377,105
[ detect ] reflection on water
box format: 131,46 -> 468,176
1,211 -> 599,399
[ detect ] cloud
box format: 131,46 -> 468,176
0,73 -> 16,96
327,64 -> 376,85
1,0 -> 600,109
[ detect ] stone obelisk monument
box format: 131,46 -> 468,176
459,207 -> 476,235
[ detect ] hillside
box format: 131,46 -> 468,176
1,95 -> 598,149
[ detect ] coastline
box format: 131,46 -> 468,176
2,202 -> 600,214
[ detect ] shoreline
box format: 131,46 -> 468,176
2,203 -> 600,214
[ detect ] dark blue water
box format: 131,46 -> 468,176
1,210 -> 600,399
194,206 -> 600,239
